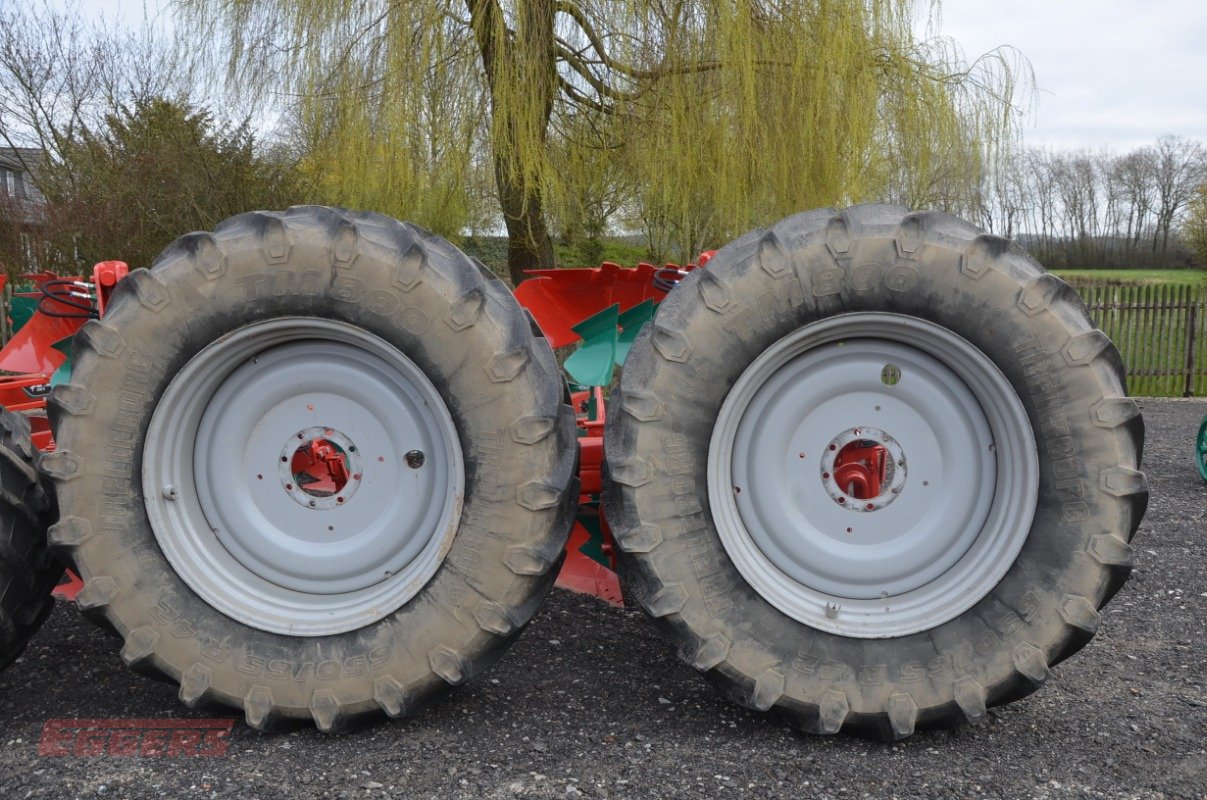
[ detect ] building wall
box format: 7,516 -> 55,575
0,148 -> 50,273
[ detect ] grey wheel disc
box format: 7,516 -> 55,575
708,313 -> 1038,638
143,318 -> 464,636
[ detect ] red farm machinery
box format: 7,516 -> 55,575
0,205 -> 1146,738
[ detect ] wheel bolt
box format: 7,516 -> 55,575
405,450 -> 426,469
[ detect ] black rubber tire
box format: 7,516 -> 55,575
603,204 -> 1147,739
43,206 -> 578,731
0,409 -> 61,672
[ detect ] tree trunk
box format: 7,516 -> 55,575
1158,217 -> 1173,268
468,0 -> 558,286
497,155 -> 556,285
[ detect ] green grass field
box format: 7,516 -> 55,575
1054,269 -> 1207,287
553,240 -> 651,269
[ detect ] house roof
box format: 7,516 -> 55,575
0,148 -> 49,224
0,147 -> 46,173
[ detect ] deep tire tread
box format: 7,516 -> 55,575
604,203 -> 1145,738
0,409 -> 61,672
48,206 -> 577,731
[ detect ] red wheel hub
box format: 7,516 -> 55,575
832,441 -> 888,500
290,437 -> 351,497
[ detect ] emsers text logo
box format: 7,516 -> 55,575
39,719 -> 234,757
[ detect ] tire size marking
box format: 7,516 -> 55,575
662,433 -> 733,618
811,257 -> 920,297
151,600 -> 231,661
1015,336 -> 1090,523
235,270 -> 324,301
100,351 -> 156,536
233,648 -> 390,681
329,275 -> 431,334
449,431 -> 505,585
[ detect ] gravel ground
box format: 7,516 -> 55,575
1,397 -> 1203,800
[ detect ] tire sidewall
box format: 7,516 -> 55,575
606,208 -> 1140,726
51,208 -> 575,719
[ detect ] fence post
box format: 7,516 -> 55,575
1186,291 -> 1200,398
1,280 -> 9,345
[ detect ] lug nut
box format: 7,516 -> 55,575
405,450 -> 426,469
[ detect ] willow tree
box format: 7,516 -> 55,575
185,1 -> 1024,284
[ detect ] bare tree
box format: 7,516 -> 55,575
1114,149 -> 1157,260
979,138 -> 1205,270
1149,135 -> 1207,267
0,1 -> 190,192
1185,183 -> 1207,265
0,2 -> 296,275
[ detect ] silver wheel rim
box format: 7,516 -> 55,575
143,318 -> 464,636
708,313 -> 1038,638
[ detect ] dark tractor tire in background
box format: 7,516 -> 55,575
1197,414 -> 1207,483
603,204 -> 1146,739
0,409 -> 61,672
43,206 -> 578,730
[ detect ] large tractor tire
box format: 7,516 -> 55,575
604,205 -> 1146,738
43,207 -> 578,730
0,409 -> 60,671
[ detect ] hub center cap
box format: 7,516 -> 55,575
819,426 -> 906,511
281,426 -> 363,510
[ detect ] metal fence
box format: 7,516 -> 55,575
1069,282 -> 1206,397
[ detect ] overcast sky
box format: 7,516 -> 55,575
939,0 -> 1207,150
63,0 -> 1207,152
